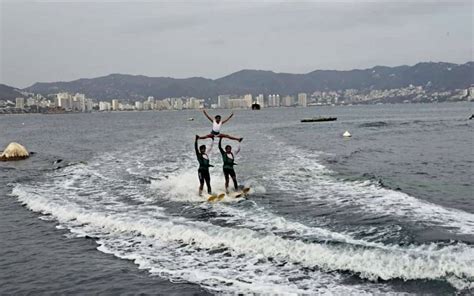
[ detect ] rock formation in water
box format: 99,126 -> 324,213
0,142 -> 30,161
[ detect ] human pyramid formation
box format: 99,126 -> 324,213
195,110 -> 243,196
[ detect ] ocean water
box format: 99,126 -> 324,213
1,102 -> 473,295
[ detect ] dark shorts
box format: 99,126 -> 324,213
198,169 -> 210,184
211,130 -> 220,136
223,168 -> 236,179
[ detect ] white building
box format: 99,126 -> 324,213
282,95 -> 295,107
468,86 -> 474,100
218,95 -> 230,109
161,99 -> 172,110
268,94 -> 280,107
187,97 -> 202,109
112,99 -> 120,111
143,101 -> 152,110
256,94 -> 265,107
26,97 -> 36,107
99,101 -> 111,111
73,93 -> 86,112
85,99 -> 94,112
135,101 -> 143,111
243,94 -> 253,108
57,93 -> 72,110
16,97 -> 25,109
174,98 -> 183,110
297,93 -> 308,107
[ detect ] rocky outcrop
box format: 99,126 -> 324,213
0,142 -> 29,161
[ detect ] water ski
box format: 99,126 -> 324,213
207,193 -> 225,202
231,187 -> 250,198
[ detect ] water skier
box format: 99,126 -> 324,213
195,135 -> 214,196
218,136 -> 242,194
199,110 -> 243,141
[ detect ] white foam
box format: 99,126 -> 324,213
9,138 -> 474,293
151,169 -> 401,250
270,142 -> 474,235
12,183 -> 474,292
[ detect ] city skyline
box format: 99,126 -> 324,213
1,1 -> 472,88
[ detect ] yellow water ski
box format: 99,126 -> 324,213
216,193 -> 226,201
233,187 -> 251,198
208,193 -> 225,202
207,194 -> 218,202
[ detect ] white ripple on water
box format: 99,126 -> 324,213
268,141 -> 474,236
10,149 -> 474,293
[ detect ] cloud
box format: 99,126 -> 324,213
0,1 -> 472,88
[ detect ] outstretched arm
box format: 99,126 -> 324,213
219,137 -> 224,154
194,135 -> 200,157
202,109 -> 213,122
222,112 -> 234,124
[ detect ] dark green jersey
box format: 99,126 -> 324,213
197,154 -> 212,170
195,140 -> 213,170
220,148 -> 237,169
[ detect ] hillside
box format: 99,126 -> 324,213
0,84 -> 23,100
24,62 -> 474,101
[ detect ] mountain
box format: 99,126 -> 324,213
24,62 -> 474,101
0,83 -> 23,100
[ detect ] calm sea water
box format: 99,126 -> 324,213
1,102 -> 473,294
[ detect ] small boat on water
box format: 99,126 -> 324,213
301,117 -> 337,123
251,103 -> 261,110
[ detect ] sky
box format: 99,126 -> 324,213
0,0 -> 472,88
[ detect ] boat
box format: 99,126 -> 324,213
251,103 -> 261,110
300,117 -> 337,123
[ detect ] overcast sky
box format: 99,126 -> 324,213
1,0 -> 472,88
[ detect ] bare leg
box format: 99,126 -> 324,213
198,134 -> 215,140
219,133 -> 243,141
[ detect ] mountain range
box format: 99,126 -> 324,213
2,62 -> 473,101
0,84 -> 23,100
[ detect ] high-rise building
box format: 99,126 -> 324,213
143,101 -> 152,110
267,94 -> 280,107
99,101 -> 111,111
73,93 -> 86,112
243,94 -> 253,108
16,97 -> 25,109
26,97 -> 36,107
174,98 -> 183,110
161,99 -> 171,110
112,99 -> 120,111
218,95 -> 230,109
297,93 -> 307,107
135,101 -> 143,110
85,99 -> 94,112
282,95 -> 295,107
256,94 -> 265,107
57,92 -> 72,110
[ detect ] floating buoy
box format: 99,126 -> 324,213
343,131 -> 352,137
